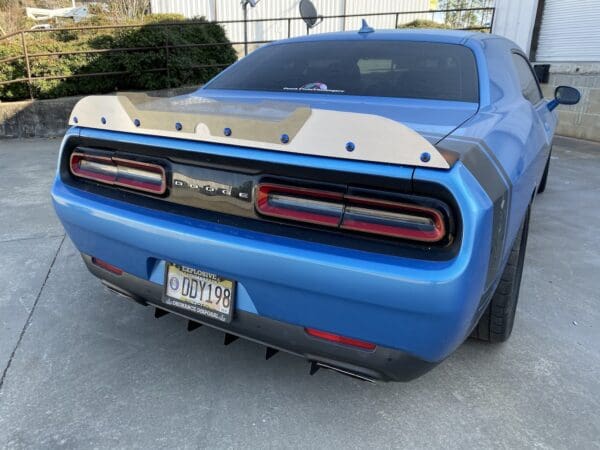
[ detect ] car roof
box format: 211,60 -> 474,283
267,28 -> 503,47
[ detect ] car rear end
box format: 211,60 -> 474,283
51,31 -> 496,381
51,123 -> 495,382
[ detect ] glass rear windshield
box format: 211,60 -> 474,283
205,40 -> 479,103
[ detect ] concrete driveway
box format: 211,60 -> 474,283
0,137 -> 598,449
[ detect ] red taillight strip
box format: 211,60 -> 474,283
70,152 -> 166,194
91,257 -> 123,275
112,157 -> 166,194
341,195 -> 446,243
70,153 -> 116,183
255,183 -> 448,243
256,183 -> 344,227
305,327 -> 376,350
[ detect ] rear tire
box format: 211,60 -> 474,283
537,152 -> 551,194
471,207 -> 531,343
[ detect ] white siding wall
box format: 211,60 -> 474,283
492,0 -> 538,55
150,0 -> 430,43
343,0 -> 431,30
492,0 -> 600,62
151,0 -> 216,20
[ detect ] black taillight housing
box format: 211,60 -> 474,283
256,182 -> 449,244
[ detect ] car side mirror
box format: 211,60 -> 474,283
548,86 -> 581,111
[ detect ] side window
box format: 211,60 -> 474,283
511,53 -> 543,104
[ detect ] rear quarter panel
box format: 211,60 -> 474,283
448,37 -> 554,274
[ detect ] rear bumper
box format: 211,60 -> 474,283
53,179 -> 491,354
84,254 -> 436,382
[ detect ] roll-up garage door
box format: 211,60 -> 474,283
535,0 -> 600,62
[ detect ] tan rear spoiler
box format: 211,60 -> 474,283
69,93 -> 450,169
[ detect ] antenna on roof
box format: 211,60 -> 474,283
358,19 -> 374,34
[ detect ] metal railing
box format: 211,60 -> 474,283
0,7 -> 495,100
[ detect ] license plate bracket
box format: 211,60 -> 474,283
162,263 -> 236,323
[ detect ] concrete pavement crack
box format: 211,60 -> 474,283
0,234 -> 66,394
0,234 -> 65,245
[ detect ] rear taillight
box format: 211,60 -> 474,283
255,183 -> 447,243
70,152 -> 166,194
305,327 -> 376,350
340,196 -> 446,243
256,183 -> 344,227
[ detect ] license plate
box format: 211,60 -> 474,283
163,263 -> 235,323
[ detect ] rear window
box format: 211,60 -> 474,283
206,40 -> 479,103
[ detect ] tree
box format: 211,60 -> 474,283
0,0 -> 23,35
108,0 -> 149,21
438,0 -> 493,30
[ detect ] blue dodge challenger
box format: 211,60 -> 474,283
52,27 -> 580,381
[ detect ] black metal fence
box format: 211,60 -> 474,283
0,7 -> 495,100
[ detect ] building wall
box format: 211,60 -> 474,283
534,0 -> 600,62
150,0 -> 430,43
540,63 -> 600,142
492,0 -> 538,55
493,0 -> 600,142
532,0 -> 600,142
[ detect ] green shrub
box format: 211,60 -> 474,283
399,19 -> 451,29
0,15 -> 237,101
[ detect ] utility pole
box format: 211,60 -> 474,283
243,1 -> 248,56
